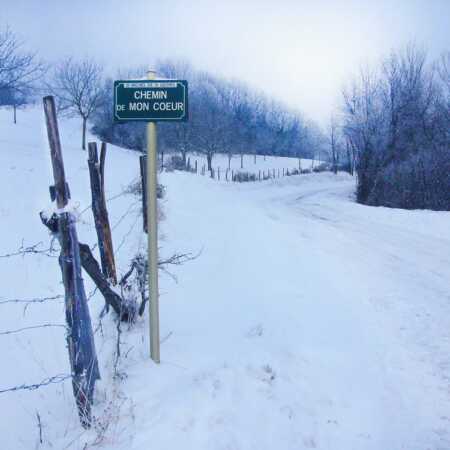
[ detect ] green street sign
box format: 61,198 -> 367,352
114,80 -> 188,122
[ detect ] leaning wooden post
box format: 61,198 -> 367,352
43,96 -> 100,428
87,142 -> 117,285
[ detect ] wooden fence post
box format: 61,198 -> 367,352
140,155 -> 148,233
43,96 -> 100,429
195,160 -> 198,174
218,167 -> 220,180
87,142 -> 117,285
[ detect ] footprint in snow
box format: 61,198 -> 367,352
246,324 -> 263,338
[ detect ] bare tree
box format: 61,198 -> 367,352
0,26 -> 45,123
436,51 -> 450,128
49,58 -> 104,150
342,44 -> 449,210
191,75 -> 232,171
329,115 -> 341,174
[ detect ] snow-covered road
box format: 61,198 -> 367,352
119,171 -> 450,450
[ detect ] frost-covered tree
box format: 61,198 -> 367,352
90,61 -> 325,165
0,26 -> 45,123
49,58 -> 104,150
342,44 -> 450,210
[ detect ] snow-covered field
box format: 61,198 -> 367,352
1,107 -> 450,449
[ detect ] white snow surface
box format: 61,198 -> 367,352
1,107 -> 450,449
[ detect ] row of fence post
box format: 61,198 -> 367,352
184,159 -> 301,183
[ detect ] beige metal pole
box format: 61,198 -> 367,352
147,69 -> 160,363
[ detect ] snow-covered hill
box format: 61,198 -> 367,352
1,107 -> 450,449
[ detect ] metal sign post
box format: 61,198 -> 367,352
113,72 -> 188,363
146,70 -> 160,363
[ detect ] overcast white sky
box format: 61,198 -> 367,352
3,0 -> 450,124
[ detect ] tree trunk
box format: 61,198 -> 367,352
13,104 -> 16,124
207,153 -> 213,171
240,152 -> 244,169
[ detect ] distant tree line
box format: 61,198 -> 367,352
341,45 -> 450,210
91,61 -> 327,169
0,25 -> 328,166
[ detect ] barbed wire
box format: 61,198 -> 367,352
0,294 -> 63,306
0,240 -> 58,259
0,323 -> 67,336
0,373 -> 71,394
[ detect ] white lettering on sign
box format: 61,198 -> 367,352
134,90 -> 168,100
124,82 -> 177,88
129,102 -> 150,111
153,102 -> 184,111
127,102 -> 184,112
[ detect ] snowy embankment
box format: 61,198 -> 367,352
1,107 -> 450,449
